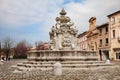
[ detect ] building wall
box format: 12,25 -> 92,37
87,17 -> 98,52
78,32 -> 88,50
87,34 -> 98,51
78,11 -> 120,60
87,17 -> 111,60
97,23 -> 110,60
108,11 -> 120,60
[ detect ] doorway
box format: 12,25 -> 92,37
103,51 -> 109,60
99,50 -> 102,61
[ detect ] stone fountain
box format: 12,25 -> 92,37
16,9 -> 112,71
49,9 -> 78,51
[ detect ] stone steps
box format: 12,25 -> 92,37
18,63 -> 112,67
28,57 -> 98,61
22,61 -> 105,64
16,61 -> 113,71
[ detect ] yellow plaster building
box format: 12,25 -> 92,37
108,10 -> 120,60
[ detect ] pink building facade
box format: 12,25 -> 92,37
78,31 -> 88,50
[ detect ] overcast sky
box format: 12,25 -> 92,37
0,0 -> 120,45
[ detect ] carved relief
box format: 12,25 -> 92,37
49,9 -> 78,50
62,36 -> 71,47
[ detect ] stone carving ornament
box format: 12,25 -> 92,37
49,9 -> 78,50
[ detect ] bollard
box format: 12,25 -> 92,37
105,59 -> 110,64
54,61 -> 62,76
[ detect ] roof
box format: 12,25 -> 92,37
87,31 -> 98,38
107,10 -> 120,18
77,31 -> 88,38
97,22 -> 108,29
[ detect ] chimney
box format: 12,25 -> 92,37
89,17 -> 96,31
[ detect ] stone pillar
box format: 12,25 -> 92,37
54,62 -> 62,76
106,59 -> 110,64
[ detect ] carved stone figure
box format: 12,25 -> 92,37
49,9 -> 78,50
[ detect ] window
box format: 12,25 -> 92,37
95,42 -> 97,50
99,28 -> 102,35
113,30 -> 115,38
106,38 -> 109,46
92,49 -> 94,51
116,53 -> 120,59
111,17 -> 115,25
105,27 -> 108,33
99,39 -> 102,47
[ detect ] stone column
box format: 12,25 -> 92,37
54,62 -> 62,76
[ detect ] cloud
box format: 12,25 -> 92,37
0,0 -> 120,29
0,0 -> 63,27
0,0 -> 120,45
64,0 -> 120,33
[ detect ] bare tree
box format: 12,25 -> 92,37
2,37 -> 14,60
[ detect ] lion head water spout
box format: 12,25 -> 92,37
49,9 -> 78,50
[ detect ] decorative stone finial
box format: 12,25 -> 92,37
60,8 -> 66,15
56,9 -> 70,23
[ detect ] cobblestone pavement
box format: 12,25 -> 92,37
0,60 -> 120,80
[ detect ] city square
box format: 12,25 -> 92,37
0,60 -> 120,80
0,0 -> 120,80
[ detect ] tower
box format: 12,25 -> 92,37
89,17 -> 96,31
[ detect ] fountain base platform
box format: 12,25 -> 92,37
16,50 -> 113,71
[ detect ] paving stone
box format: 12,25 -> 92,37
0,59 -> 120,80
